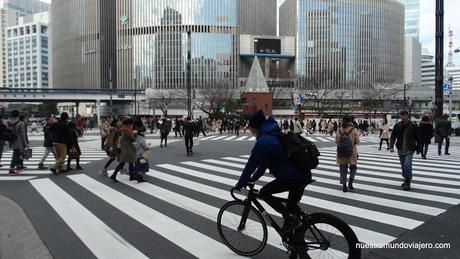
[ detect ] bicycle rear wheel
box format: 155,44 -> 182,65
217,200 -> 268,256
294,212 -> 361,259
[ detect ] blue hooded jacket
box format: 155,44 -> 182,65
236,117 -> 310,189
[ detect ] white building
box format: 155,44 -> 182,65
6,11 -> 50,88
421,48 -> 435,88
404,36 -> 421,86
0,0 -> 49,87
446,66 -> 460,90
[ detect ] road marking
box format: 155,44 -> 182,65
248,136 -> 256,141
68,174 -> 243,259
0,176 -> 37,181
305,137 -> 318,142
223,136 -> 238,141
30,178 -> 148,259
158,164 -> 395,244
315,137 -> 330,142
200,135 -> 218,140
210,136 -> 228,141
236,136 -> 248,141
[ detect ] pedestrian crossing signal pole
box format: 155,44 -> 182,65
187,30 -> 192,118
435,0 -> 444,122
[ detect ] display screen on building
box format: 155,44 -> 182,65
255,39 -> 281,54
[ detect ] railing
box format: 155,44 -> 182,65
0,88 -> 145,95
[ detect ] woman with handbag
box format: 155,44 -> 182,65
110,119 -> 136,182
66,122 -> 83,171
134,131 -> 150,183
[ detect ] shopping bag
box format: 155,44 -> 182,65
22,148 -> 32,160
68,148 -> 79,159
193,137 -> 200,146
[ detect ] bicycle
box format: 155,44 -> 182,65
217,182 -> 361,259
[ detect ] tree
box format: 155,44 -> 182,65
361,80 -> 401,121
152,90 -> 177,117
194,85 -> 238,120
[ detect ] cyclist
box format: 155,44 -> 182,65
235,110 -> 312,236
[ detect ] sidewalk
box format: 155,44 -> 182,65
365,204 -> 460,259
0,195 -> 53,259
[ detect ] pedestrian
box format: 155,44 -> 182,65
110,119 -> 136,182
293,117 -> 303,135
174,117 -> 182,137
38,116 -> 56,170
66,122 -> 83,171
234,119 -> 240,136
50,112 -> 71,175
390,110 -> 421,191
196,116 -> 207,137
327,120 -> 334,136
7,111 -> 28,175
435,114 -> 452,156
289,119 -> 295,132
0,116 -> 6,167
419,115 -> 434,159
336,114 -> 360,192
100,119 -> 109,151
76,114 -> 85,135
378,118 -> 391,150
30,122 -> 39,133
159,118 -> 170,147
183,116 -> 195,156
100,119 -> 120,176
134,131 -> 149,183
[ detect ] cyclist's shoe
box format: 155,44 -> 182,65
280,214 -> 301,236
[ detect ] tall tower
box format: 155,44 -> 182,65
447,26 -> 454,67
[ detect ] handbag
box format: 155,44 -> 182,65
134,158 -> 149,174
22,148 -> 32,160
68,147 -> 79,159
193,137 -> 200,146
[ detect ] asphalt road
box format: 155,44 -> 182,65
0,131 -> 459,259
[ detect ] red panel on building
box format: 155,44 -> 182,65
241,92 -> 273,116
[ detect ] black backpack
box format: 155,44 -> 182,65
337,128 -> 354,158
273,132 -> 320,172
2,121 -> 20,142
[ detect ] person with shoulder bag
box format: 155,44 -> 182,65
336,114 -> 360,192
379,118 -> 391,150
134,131 -> 150,183
419,115 -> 434,159
66,122 -> 83,171
38,116 -> 56,170
7,110 -> 28,175
110,119 -> 136,182
100,119 -> 120,176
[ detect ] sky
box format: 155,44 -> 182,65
41,0 -> 459,65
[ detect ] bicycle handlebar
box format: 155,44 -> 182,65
230,182 -> 256,201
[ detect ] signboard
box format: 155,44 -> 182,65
443,83 -> 451,93
255,39 -> 281,55
293,95 -> 302,105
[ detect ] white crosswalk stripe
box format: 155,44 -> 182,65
24,146 -> 460,258
199,134 -> 381,143
0,147 -> 108,180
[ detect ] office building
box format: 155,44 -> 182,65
6,11 -> 50,88
404,36 -> 421,86
279,0 -> 405,90
52,0 -> 116,89
0,0 -> 49,87
397,0 -> 420,40
421,49 -> 435,88
446,66 -> 460,90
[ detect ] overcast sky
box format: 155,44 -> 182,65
42,0 -> 459,65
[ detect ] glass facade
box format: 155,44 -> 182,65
117,0 -> 238,91
280,0 -> 405,90
398,0 -> 420,40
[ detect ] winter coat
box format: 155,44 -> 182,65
159,121 -> 171,136
105,126 -> 120,157
50,119 -> 70,144
379,124 -> 391,139
183,120 -> 196,138
390,121 -> 421,154
336,125 -> 360,165
435,119 -> 452,137
236,117 -> 311,189
43,125 -> 53,148
7,118 -> 27,150
117,132 -> 136,163
293,120 -> 303,134
419,121 -> 434,144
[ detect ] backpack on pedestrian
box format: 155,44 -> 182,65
2,121 -> 20,142
273,132 -> 320,171
337,128 -> 354,158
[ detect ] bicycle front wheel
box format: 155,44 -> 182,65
297,212 -> 361,259
217,200 -> 268,256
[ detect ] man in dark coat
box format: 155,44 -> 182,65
435,114 -> 452,155
38,116 -> 56,169
418,115 -> 433,159
183,117 -> 196,155
390,111 -> 421,191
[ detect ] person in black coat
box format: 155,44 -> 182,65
38,116 -> 56,169
435,114 -> 452,155
183,117 -> 196,155
66,121 -> 83,171
418,115 -> 434,159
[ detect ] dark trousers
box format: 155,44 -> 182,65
9,149 -> 22,170
259,179 -> 307,217
379,139 -> 389,150
185,136 -> 193,153
438,137 -> 450,154
196,128 -> 206,137
111,162 -> 133,178
101,137 -> 106,150
420,143 -> 430,158
161,134 -> 168,146
104,157 -> 116,169
175,129 -> 182,137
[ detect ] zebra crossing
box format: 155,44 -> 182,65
22,146 -> 460,258
0,147 -> 107,180
200,134 -> 381,143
